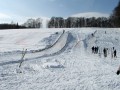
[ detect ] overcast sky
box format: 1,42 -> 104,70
0,0 -> 119,24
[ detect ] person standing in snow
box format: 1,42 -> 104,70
103,48 -> 105,57
63,30 -> 65,33
116,66 -> 120,75
92,46 -> 95,53
96,46 -> 99,54
114,50 -> 117,58
98,47 -> 101,57
103,48 -> 107,57
91,33 -> 94,37
106,48 -> 109,55
111,47 -> 114,58
95,47 -> 97,54
105,31 -> 106,34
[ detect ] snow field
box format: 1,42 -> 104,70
0,28 -> 120,90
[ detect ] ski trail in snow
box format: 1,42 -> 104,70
21,32 -> 68,58
0,32 -> 69,66
72,32 -> 86,55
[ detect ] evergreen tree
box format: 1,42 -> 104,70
111,0 -> 120,27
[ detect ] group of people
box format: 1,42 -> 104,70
91,46 -> 117,58
92,46 -> 99,54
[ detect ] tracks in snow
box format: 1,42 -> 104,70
0,31 -> 69,66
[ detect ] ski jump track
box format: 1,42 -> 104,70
0,31 -> 69,66
25,31 -> 68,58
31,31 -> 65,53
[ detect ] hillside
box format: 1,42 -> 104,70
0,28 -> 120,90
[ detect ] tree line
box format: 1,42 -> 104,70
0,18 -> 42,29
48,17 -> 113,28
47,0 -> 120,28
23,18 -> 42,28
23,0 -> 120,28
110,0 -> 120,27
0,23 -> 26,29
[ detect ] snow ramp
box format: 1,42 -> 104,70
2,31 -> 68,64
0,31 -> 76,66
26,32 -> 68,58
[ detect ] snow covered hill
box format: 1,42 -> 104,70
0,28 -> 120,90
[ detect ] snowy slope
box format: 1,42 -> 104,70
0,28 -> 64,52
1,28 -> 120,90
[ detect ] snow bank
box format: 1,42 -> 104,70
42,61 -> 63,68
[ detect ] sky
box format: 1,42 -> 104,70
0,0 -> 119,24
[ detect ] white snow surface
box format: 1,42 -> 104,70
1,28 -> 120,90
42,60 -> 64,69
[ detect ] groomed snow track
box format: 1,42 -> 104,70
25,31 -> 69,58
30,31 -> 65,53
0,31 -> 70,66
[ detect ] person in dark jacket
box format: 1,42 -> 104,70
114,50 -> 117,58
103,48 -> 107,57
92,46 -> 95,53
96,46 -> 99,54
111,47 -> 114,58
116,66 -> 120,75
95,47 -> 97,54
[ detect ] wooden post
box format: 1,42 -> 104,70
19,49 -> 27,68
